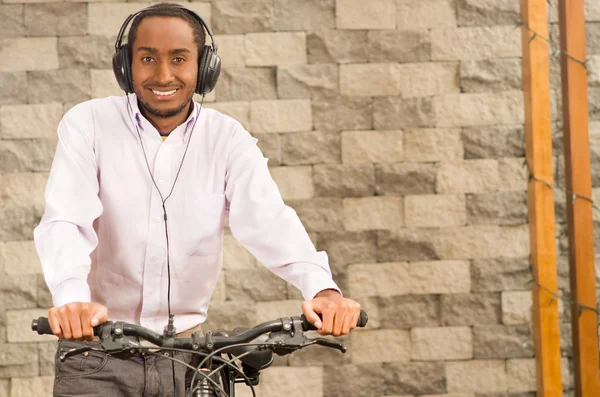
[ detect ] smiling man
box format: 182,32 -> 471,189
34,3 -> 361,396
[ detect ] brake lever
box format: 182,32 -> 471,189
265,317 -> 347,355
313,338 -> 347,353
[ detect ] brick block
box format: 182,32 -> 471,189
0,343 -> 38,378
343,196 -> 403,231
502,290 -> 533,325
0,173 -> 47,209
376,163 -> 437,195
307,30 -> 368,64
288,198 -> 343,232
269,166 -> 314,200
277,64 -> 339,98
59,36 -> 114,71
462,125 -> 524,159
313,164 -> 374,197
222,234 -> 257,270
0,5 -> 25,38
24,3 -> 87,36
202,301 -> 257,330
255,300 -> 304,323
440,225 -> 530,259
434,91 -> 524,127
404,127 -> 463,162
312,96 -> 372,132
260,367 -> 323,397
432,26 -> 521,61
410,260 -> 470,294
38,342 -> 57,376
0,273 -> 37,309
374,96 -> 434,129
507,358 -> 536,392
398,0 -> 456,29
340,62 -> 459,97
272,0 -> 335,31
336,0 -> 395,29
0,206 -> 44,241
250,99 -> 311,133
441,293 -> 501,326
323,364 -> 386,397
245,32 -> 306,66
437,160 -> 500,194
10,376 -> 54,397
378,228 -> 440,262
383,361 -> 445,395
224,267 -> 287,302
212,0 -> 273,34
0,38 -> 58,72
253,133 -> 281,165
0,241 -> 42,275
281,131 -> 340,165
498,158 -> 528,191
317,231 -> 378,268
405,194 -> 467,228
350,329 -> 410,364
457,0 -> 520,27
88,3 -> 211,37
0,104 -> 62,140
341,130 -> 402,163
411,326 -> 472,360
0,72 -> 27,105
446,360 -> 507,393
206,101 -> 250,128
91,69 -> 122,99
379,295 -> 440,329
348,262 -> 411,298
28,69 -> 91,104
213,34 -> 245,67
7,308 -> 55,342
368,29 -> 430,63
473,324 -> 534,359
471,257 -> 530,292
467,191 -> 528,225
0,139 -> 56,173
461,58 -> 522,93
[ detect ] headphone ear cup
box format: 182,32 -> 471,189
196,45 -> 220,96
113,45 -> 133,93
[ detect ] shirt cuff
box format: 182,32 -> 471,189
300,271 -> 342,301
52,278 -> 92,307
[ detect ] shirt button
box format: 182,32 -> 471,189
151,256 -> 157,261
155,216 -> 162,222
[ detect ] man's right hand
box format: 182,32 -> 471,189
48,302 -> 108,341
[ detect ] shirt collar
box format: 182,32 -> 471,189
127,93 -> 199,134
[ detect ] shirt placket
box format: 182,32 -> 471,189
140,139 -> 173,328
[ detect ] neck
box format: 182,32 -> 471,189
139,101 -> 194,134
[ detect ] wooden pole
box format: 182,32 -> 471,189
520,0 -> 563,396
558,1 -> 600,396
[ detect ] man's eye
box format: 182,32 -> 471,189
173,57 -> 185,63
142,57 -> 154,63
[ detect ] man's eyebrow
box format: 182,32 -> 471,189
135,47 -> 192,54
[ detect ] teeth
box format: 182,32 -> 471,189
152,89 -> 177,96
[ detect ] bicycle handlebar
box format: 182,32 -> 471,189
32,310 -> 368,352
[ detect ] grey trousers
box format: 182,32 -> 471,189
53,339 -> 193,397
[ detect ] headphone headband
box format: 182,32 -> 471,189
114,5 -> 217,53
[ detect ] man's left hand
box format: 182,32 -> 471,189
301,289 -> 361,336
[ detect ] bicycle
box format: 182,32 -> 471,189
32,310 -> 368,397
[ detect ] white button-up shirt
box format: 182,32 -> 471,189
34,95 -> 339,334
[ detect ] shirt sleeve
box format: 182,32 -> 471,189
224,124 -> 341,300
33,104 -> 103,307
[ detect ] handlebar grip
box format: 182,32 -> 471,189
301,309 -> 368,331
32,317 -> 54,335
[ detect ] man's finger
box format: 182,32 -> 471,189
80,308 -> 94,341
48,310 -> 63,339
319,304 -> 336,336
91,305 -> 108,327
68,307 -> 84,340
333,305 -> 349,336
301,301 -> 322,329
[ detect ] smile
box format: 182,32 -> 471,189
151,89 -> 178,98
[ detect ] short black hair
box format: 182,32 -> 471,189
127,3 -> 207,58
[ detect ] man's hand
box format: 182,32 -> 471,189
301,289 -> 361,336
48,302 -> 108,341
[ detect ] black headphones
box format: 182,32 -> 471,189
112,5 -> 221,96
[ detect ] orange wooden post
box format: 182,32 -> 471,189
558,1 -> 600,396
520,0 -> 563,396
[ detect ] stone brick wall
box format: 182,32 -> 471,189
1,0 -> 600,396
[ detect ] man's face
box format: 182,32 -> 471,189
131,16 -> 198,119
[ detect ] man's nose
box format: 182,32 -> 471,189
155,61 -> 174,83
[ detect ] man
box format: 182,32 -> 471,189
34,2 -> 361,396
